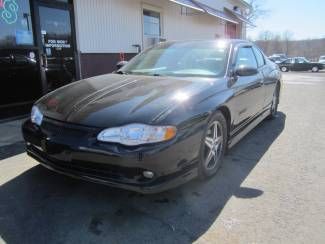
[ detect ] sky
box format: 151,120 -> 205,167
247,0 -> 325,40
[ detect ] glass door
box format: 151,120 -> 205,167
37,2 -> 76,92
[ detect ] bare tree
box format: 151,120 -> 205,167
282,30 -> 294,55
258,31 -> 274,41
255,33 -> 325,60
246,0 -> 270,24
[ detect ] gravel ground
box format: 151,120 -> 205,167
0,72 -> 324,244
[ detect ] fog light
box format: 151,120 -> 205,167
143,171 -> 154,179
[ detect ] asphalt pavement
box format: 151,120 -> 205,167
0,71 -> 324,244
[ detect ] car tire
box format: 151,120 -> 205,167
268,83 -> 280,120
311,66 -> 319,72
198,111 -> 228,179
281,66 -> 288,72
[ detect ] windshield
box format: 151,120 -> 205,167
120,41 -> 230,78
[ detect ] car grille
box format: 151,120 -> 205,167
40,118 -> 98,138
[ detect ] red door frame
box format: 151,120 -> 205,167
226,22 -> 237,39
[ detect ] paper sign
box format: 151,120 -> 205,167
16,30 -> 33,45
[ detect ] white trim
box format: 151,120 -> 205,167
169,0 -> 204,12
73,1 -> 83,79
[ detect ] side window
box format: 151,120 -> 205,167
235,47 -> 258,69
297,58 -> 305,63
253,47 -> 265,67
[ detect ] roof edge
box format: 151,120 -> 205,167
235,0 -> 252,10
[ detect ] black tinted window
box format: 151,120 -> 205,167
283,59 -> 292,64
0,0 -> 34,47
235,47 -> 258,69
253,47 -> 265,67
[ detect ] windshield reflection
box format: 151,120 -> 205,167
120,41 -> 230,78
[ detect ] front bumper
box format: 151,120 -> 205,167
22,118 -> 200,193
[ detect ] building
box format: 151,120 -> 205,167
0,0 -> 252,119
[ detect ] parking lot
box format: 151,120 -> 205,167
0,71 -> 325,244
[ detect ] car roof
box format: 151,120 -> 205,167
162,39 -> 253,46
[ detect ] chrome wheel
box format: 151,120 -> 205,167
204,121 -> 224,170
281,66 -> 288,72
312,66 -> 319,72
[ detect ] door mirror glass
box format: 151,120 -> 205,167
235,65 -> 258,76
117,61 -> 128,70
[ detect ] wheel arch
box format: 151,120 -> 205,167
276,79 -> 282,100
217,105 -> 231,138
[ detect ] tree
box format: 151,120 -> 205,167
258,31 -> 274,41
282,30 -> 294,55
246,0 -> 270,24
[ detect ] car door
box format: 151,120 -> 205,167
294,58 -> 309,71
0,49 -> 42,107
12,52 -> 42,103
229,45 -> 265,130
252,46 -> 274,111
280,58 -> 293,70
290,58 -> 300,71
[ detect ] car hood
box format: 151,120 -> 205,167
37,74 -> 218,128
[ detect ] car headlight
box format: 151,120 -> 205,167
97,124 -> 177,146
31,106 -> 43,126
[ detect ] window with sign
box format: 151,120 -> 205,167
39,6 -> 73,58
143,9 -> 161,38
0,0 -> 34,47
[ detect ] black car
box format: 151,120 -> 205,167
278,57 -> 324,72
22,40 -> 282,193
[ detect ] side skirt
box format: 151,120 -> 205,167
227,109 -> 270,149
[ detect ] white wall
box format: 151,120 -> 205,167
74,0 -> 227,54
74,0 -> 142,53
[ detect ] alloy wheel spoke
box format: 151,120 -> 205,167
205,137 -> 214,149
213,124 -> 218,140
215,136 -> 222,145
205,150 -> 215,167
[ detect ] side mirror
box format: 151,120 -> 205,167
116,61 -> 128,70
235,65 -> 258,76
